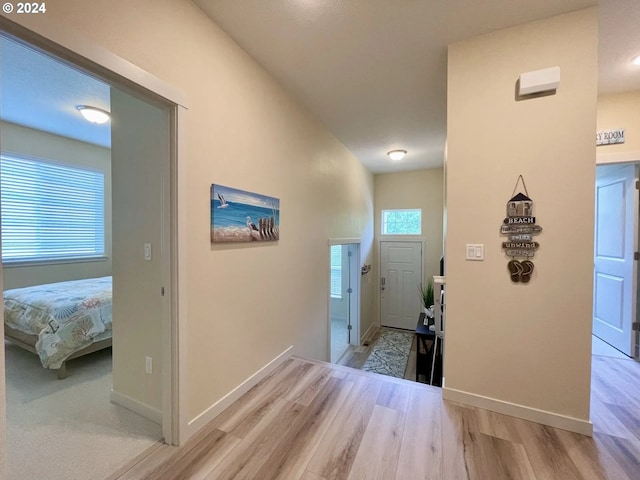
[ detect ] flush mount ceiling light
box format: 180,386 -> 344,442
632,54 -> 640,66
76,105 -> 111,124
387,149 -> 407,161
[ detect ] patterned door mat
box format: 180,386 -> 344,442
361,329 -> 414,378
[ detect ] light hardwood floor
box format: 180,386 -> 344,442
111,353 -> 640,480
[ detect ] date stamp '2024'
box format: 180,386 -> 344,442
2,2 -> 46,14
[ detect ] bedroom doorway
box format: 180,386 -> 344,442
0,22 -> 182,480
593,163 -> 638,358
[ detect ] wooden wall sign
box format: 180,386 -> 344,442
504,216 -> 535,224
501,175 -> 542,283
501,224 -> 542,234
502,242 -> 539,249
506,249 -> 535,258
596,128 -> 625,146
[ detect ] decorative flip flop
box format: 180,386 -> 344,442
521,260 -> 534,283
508,260 -> 523,282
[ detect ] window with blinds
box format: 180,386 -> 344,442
1,154 -> 105,264
330,245 -> 342,299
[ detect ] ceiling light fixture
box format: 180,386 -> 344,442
631,54 -> 640,66
76,105 -> 111,124
387,149 -> 407,161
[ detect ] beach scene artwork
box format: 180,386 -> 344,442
211,184 -> 280,243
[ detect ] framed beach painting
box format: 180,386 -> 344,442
211,184 -> 280,243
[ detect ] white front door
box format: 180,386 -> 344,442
593,164 -> 637,356
380,241 -> 422,330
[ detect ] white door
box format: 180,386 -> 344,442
380,241 -> 422,330
593,164 -> 637,356
346,244 -> 360,346
330,245 -> 349,362
329,243 -> 360,362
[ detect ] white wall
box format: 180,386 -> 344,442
373,168 -> 444,329
0,122 -> 112,289
110,88 -> 169,416
0,0 -> 374,430
445,8 -> 598,433
374,168 -> 444,279
597,90 -> 640,163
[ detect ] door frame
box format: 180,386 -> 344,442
595,156 -> 640,360
0,17 -> 187,444
378,237 -> 425,328
327,238 -> 361,361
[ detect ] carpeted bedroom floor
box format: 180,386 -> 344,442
4,341 -> 162,480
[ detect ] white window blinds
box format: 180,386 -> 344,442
330,245 -> 342,299
1,154 -> 105,263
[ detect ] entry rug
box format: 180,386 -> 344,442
361,329 -> 414,378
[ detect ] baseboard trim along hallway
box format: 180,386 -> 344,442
442,386 -> 593,436
186,346 -> 294,438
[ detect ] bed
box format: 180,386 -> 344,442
3,276 -> 112,379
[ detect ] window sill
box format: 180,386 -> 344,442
3,256 -> 109,268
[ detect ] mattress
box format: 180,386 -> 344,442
4,276 -> 112,369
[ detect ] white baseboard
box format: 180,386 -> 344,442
110,389 -> 162,425
361,323 -> 376,343
186,346 -> 293,439
442,387 -> 593,436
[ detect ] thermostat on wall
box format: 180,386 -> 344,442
519,66 -> 560,96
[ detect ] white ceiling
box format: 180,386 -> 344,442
1,1 -> 639,171
599,0 -> 640,94
0,36 -> 111,148
193,0 -> 640,173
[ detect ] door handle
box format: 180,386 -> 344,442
381,277 -> 386,290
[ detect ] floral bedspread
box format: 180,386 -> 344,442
3,276 -> 112,369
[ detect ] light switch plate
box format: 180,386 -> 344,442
144,243 -> 152,261
466,244 -> 484,261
